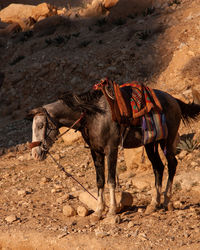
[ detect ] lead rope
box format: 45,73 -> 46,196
47,150 -> 97,201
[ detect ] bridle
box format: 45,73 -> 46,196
29,108 -> 85,152
29,108 -> 58,151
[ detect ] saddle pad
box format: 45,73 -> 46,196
142,110 -> 168,144
120,82 -> 162,119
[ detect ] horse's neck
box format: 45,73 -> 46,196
43,100 -> 81,127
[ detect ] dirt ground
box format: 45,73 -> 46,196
0,135 -> 200,249
0,0 -> 200,249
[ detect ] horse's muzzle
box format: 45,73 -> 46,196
32,146 -> 47,161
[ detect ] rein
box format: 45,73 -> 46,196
47,151 -> 97,201
29,111 -> 98,202
29,112 -> 85,150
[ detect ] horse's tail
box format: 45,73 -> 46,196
176,98 -> 200,124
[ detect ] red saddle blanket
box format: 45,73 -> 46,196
119,81 -> 163,118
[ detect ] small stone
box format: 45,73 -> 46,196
95,230 -> 108,238
77,206 -> 89,217
127,221 -> 134,228
63,205 -> 76,217
138,233 -> 147,241
174,201 -> 182,209
57,233 -> 68,239
138,208 -> 144,213
17,155 -> 24,161
41,177 -> 51,183
102,215 -> 121,225
56,194 -> 70,204
178,150 -> 188,160
191,161 -> 198,167
5,215 -> 18,223
17,190 -> 27,196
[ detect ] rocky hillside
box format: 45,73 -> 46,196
0,0 -> 200,145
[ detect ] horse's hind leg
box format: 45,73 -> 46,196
107,148 -> 118,216
145,142 -> 164,214
90,149 -> 105,218
161,142 -> 178,211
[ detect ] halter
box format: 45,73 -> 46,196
29,108 -> 85,151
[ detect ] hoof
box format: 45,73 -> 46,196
107,207 -> 117,216
90,214 -> 102,223
164,202 -> 174,211
145,205 -> 156,215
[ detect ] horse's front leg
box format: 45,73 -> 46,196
107,148 -> 118,216
90,149 -> 105,218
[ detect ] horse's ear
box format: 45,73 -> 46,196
25,107 -> 44,120
73,94 -> 82,104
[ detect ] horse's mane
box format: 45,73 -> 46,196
59,88 -> 104,114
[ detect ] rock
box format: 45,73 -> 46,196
59,127 -> 82,145
124,147 -> 151,171
0,4 -> 35,23
0,3 -> 57,30
79,0 -> 106,17
178,150 -> 188,160
77,206 -> 89,217
5,215 -> 18,223
103,0 -> 119,9
95,229 -> 108,238
127,221 -> 134,228
63,205 -> 77,217
56,194 -> 70,204
17,190 -> 27,196
40,177 -> 51,183
102,215 -> 121,224
31,3 -> 57,21
79,190 -> 133,212
79,190 -> 97,211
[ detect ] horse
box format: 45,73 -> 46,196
28,81 -> 200,217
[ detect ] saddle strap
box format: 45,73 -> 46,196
113,81 -> 132,118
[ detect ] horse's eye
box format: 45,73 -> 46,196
38,123 -> 44,129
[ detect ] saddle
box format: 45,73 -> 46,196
93,78 -> 162,125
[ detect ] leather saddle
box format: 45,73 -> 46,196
93,78 -> 140,126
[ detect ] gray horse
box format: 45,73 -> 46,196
28,85 -> 200,217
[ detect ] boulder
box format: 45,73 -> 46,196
79,0 -> 107,17
59,127 -> 82,145
123,147 -> 151,172
103,0 -> 119,9
77,206 -> 89,217
78,190 -> 133,212
0,3 -> 57,30
63,205 -> 77,217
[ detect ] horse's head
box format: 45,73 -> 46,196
27,107 -> 59,161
